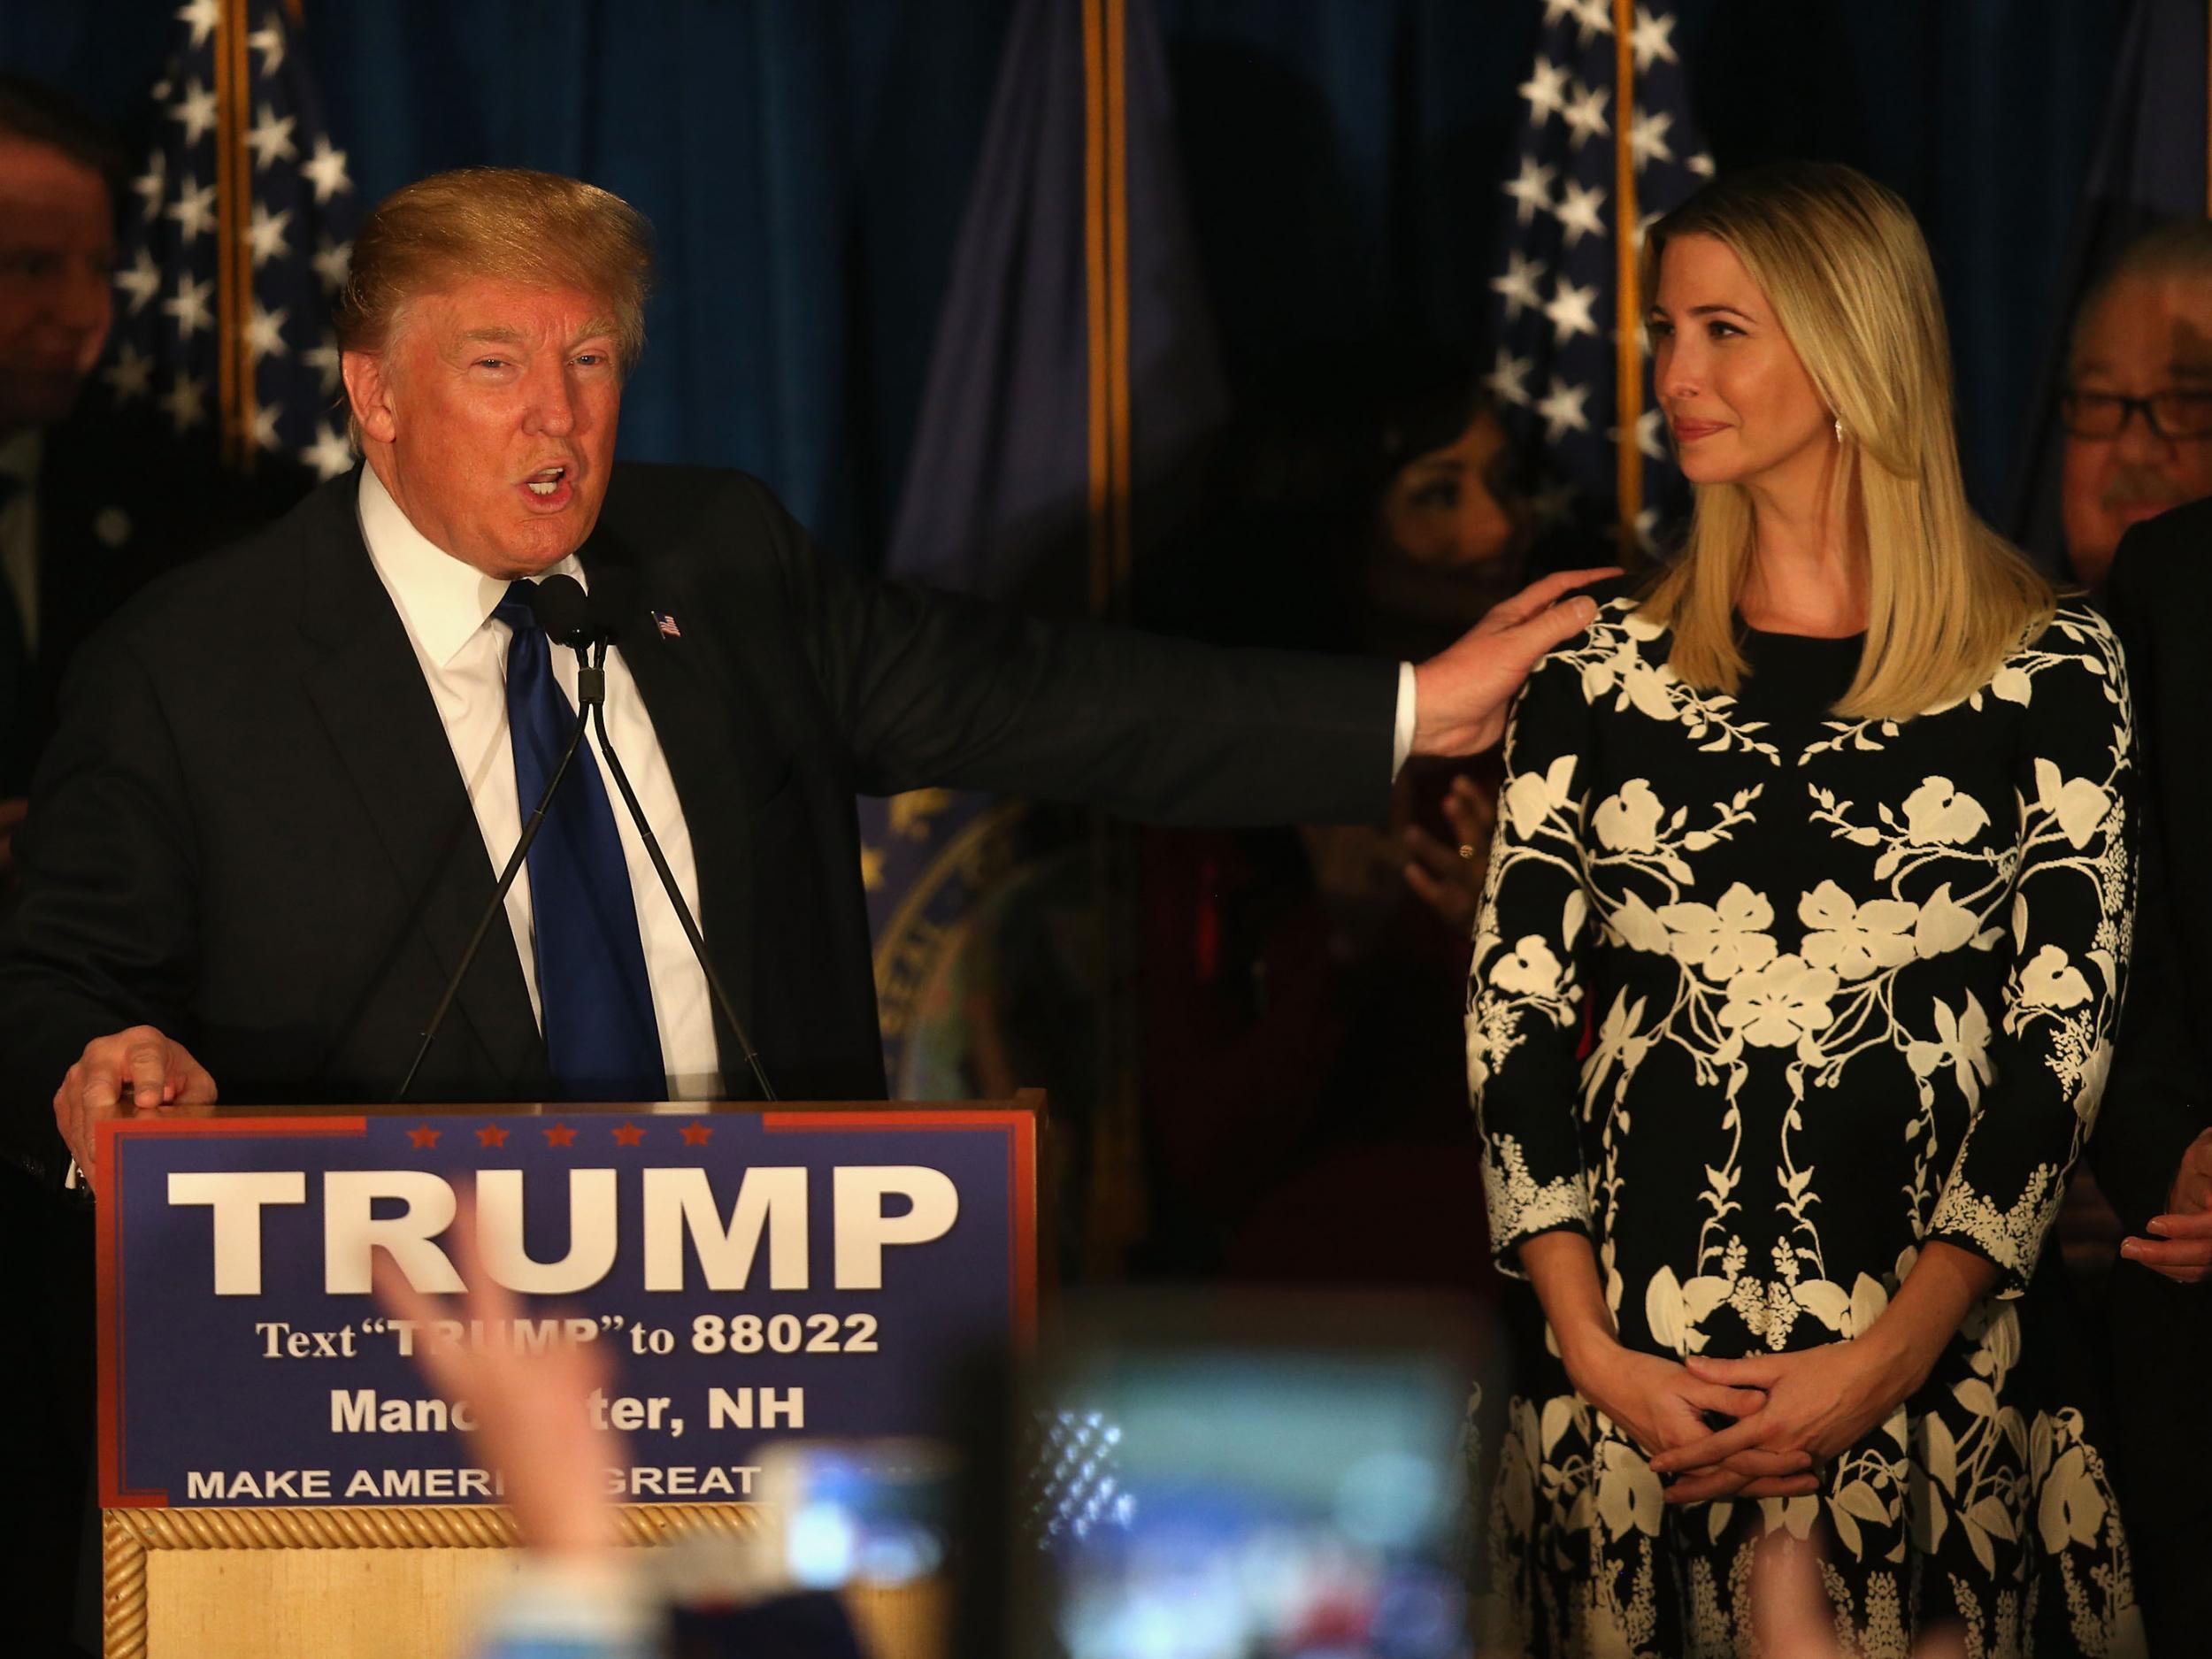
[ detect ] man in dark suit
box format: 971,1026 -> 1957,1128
0,165 -> 1606,1187
2095,500 -> 2212,1655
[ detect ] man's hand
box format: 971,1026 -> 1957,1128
54,1025 -> 218,1179
2120,1125 -> 2212,1285
1409,567 -> 1617,757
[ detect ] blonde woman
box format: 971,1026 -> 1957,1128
1471,162 -> 2144,1655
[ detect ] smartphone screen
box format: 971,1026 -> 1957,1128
1028,1347 -> 1473,1659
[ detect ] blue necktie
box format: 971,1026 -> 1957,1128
495,582 -> 664,1099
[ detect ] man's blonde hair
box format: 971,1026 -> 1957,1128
334,167 -> 654,372
1637,161 -> 2054,720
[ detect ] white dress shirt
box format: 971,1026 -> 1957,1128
357,466 -> 720,1099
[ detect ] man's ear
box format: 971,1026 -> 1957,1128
342,349 -> 398,445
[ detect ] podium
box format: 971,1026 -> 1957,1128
95,1095 -> 1042,1658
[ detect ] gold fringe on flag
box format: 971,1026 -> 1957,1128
1612,0 -> 1643,566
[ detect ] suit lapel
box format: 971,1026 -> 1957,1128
294,475 -> 545,1094
580,527 -> 761,1095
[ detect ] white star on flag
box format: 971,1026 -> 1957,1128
1554,180 -> 1608,249
1517,58 -> 1571,126
245,301 -> 290,364
114,247 -> 161,315
1536,377 -> 1593,442
1631,108 -> 1675,172
302,136 -> 352,204
303,334 -> 342,395
1484,348 -> 1534,409
1543,277 -> 1601,343
1568,0 -> 1613,44
247,202 -> 293,267
312,235 -> 352,293
166,176 -> 218,246
161,368 -> 207,434
176,0 -> 221,50
247,104 -> 297,170
1530,478 -> 1578,529
1630,7 -> 1679,71
1491,250 -> 1548,320
248,16 -> 286,75
250,401 -> 284,452
302,419 -> 355,480
1636,406 -> 1668,460
169,78 -> 219,148
1687,151 -> 1716,178
103,342 -> 155,404
131,153 -> 165,220
1560,81 -> 1609,150
164,272 -> 214,342
1502,156 -> 1556,227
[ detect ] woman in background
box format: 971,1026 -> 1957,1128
1139,349 -> 1533,1284
1471,163 -> 2143,1655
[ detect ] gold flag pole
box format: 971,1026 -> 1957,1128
214,0 -> 257,470
1081,0 -> 1144,1274
1612,0 -> 1642,566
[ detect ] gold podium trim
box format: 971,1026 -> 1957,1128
103,1502 -> 758,1657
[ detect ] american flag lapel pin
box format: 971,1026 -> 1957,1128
653,610 -> 683,641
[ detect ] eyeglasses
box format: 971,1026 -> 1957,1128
2061,388 -> 2212,441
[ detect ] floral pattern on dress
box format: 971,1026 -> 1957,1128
1468,600 -> 2144,1656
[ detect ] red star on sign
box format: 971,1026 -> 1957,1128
475,1125 -> 511,1148
611,1123 -> 647,1147
679,1123 -> 713,1146
542,1124 -> 577,1148
407,1126 -> 442,1148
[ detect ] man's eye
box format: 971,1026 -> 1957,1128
475,357 -> 509,370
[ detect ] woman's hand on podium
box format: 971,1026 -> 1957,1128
53,1024 -> 217,1180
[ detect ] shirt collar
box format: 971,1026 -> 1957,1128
356,464 -> 585,667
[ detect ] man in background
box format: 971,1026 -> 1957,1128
2086,226 -> 2212,1649
2061,219 -> 2212,589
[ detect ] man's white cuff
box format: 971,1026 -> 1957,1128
1393,660 -> 1417,778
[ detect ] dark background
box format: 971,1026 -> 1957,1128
1,0 -> 2127,566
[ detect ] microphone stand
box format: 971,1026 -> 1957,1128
391,657 -> 604,1103
588,638 -> 778,1101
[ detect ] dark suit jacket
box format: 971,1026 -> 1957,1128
0,465 -> 1394,1175
2096,499 -> 2212,1233
2088,498 -> 2212,1647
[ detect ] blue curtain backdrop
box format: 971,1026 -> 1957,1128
4,0 -> 2132,554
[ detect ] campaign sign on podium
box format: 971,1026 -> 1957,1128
96,1102 -> 1038,1509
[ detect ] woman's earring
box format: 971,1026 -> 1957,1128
1833,415 -> 1847,444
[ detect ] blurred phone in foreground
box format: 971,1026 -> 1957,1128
979,1289 -> 1494,1659
657,1438 -> 959,1659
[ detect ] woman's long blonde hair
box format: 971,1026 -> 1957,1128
1637,162 -> 2053,719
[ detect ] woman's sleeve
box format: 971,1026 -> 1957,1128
1468,648 -> 1598,1276
1926,613 -> 2137,1294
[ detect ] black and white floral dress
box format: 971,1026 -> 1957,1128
1469,598 -> 2145,1657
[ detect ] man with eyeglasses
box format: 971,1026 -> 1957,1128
2062,219 -> 2212,589
2089,218 -> 2212,1654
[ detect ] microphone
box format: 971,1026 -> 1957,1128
580,567 -> 778,1100
392,579 -> 603,1102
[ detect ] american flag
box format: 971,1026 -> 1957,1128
1485,0 -> 1713,560
97,0 -> 359,483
